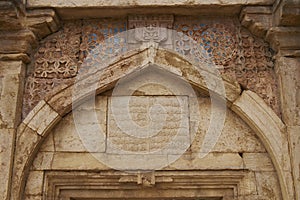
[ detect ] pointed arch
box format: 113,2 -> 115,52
12,47 -> 290,200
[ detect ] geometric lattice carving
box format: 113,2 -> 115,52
23,21 -> 81,117
23,19 -> 127,118
33,21 -> 81,78
174,17 -> 239,66
235,28 -> 280,114
80,19 -> 127,63
174,17 -> 279,114
79,19 -> 127,75
23,16 -> 280,118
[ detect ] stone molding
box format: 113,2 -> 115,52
25,0 -> 275,19
240,6 -> 273,38
266,27 -> 300,53
240,3 -> 300,55
43,170 -> 252,199
0,1 -> 60,62
273,0 -> 300,27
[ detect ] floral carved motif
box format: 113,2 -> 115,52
23,16 -> 280,118
174,17 -> 279,114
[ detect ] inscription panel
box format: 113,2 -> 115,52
107,96 -> 189,154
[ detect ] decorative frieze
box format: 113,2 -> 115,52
107,96 -> 189,154
22,16 -> 280,117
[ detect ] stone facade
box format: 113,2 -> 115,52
0,0 -> 299,200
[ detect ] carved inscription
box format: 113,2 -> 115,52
107,96 -> 189,154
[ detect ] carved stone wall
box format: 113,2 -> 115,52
1,1 -> 299,200
24,93 -> 282,200
22,16 -> 280,118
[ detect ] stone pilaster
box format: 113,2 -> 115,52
0,61 -> 25,200
0,3 -> 27,199
0,1 -> 60,199
269,1 -> 300,199
241,2 -> 300,199
275,55 -> 300,200
272,2 -> 300,199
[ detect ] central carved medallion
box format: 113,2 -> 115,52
128,15 -> 174,48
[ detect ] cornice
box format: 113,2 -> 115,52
0,1 -> 60,63
240,1 -> 300,56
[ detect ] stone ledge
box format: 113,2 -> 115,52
266,27 -> 300,51
240,6 -> 272,38
0,30 -> 37,54
26,0 -> 275,8
0,53 -> 31,63
26,0 -> 274,19
25,9 -> 61,39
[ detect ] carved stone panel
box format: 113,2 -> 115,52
235,28 -> 279,114
33,21 -> 81,79
174,17 -> 239,66
80,19 -> 127,63
128,15 -> 174,48
107,96 -> 189,154
22,21 -> 81,117
23,16 -> 280,118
